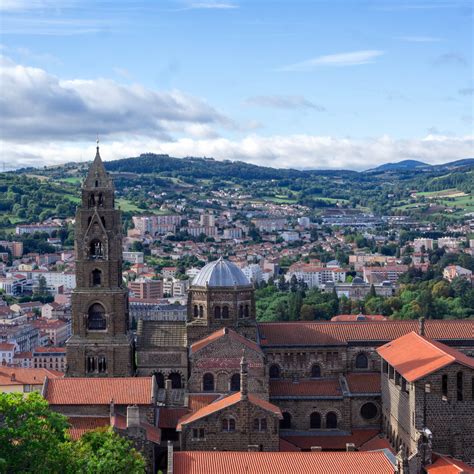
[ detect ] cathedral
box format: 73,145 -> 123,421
65,149 -> 474,472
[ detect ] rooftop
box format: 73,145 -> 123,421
0,367 -> 63,386
270,379 -> 342,398
190,327 -> 261,355
192,257 -> 250,287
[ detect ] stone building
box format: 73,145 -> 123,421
66,145 -> 133,377
377,330 -> 474,472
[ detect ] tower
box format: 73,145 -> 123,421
66,144 -> 133,377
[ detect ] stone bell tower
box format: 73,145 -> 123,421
66,143 -> 133,377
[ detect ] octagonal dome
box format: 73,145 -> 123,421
192,257 -> 250,287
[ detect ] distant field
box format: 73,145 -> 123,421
262,195 -> 298,204
116,198 -> 170,214
59,177 -> 82,185
415,188 -> 467,199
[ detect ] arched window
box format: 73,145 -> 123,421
98,193 -> 104,206
155,372 -> 165,389
222,418 -> 236,432
310,412 -> 321,429
355,353 -> 369,369
222,306 -> 229,319
269,364 -> 280,379
457,372 -> 463,401
199,305 -> 204,318
89,193 -> 95,208
230,373 -> 240,391
214,306 -> 221,319
92,269 -> 102,286
86,356 -> 96,373
360,402 -> 378,420
87,303 -> 106,330
239,305 -> 244,319
245,305 -> 250,318
326,412 -> 338,429
311,364 -> 321,378
90,239 -> 104,259
98,356 -> 107,373
168,372 -> 182,389
203,373 -> 214,392
194,305 -> 199,318
280,412 -> 292,429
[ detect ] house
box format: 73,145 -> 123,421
0,367 -> 62,393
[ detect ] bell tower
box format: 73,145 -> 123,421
66,143 -> 133,377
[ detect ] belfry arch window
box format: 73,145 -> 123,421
355,353 -> 369,369
244,305 -> 250,318
98,193 -> 104,206
222,305 -> 229,319
214,306 -> 221,319
194,305 -> 199,318
92,269 -> 102,286
90,239 -> 104,259
155,372 -> 165,389
88,193 -> 95,208
239,305 -> 244,319
230,373 -> 240,391
199,305 -> 204,318
98,356 -> 107,373
87,303 -> 106,330
168,372 -> 182,389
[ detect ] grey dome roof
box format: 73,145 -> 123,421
192,257 -> 250,287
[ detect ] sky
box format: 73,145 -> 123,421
0,0 -> 473,170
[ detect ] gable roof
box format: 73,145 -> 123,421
173,451 -> 395,474
258,320 -> 474,347
177,392 -> 281,430
44,377 -> 153,405
0,367 -> 62,386
190,327 -> 262,355
426,454 -> 474,474
377,332 -> 474,382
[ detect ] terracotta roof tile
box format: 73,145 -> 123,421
173,450 -> 395,474
283,429 -> 380,450
0,367 -> 63,386
45,377 -> 153,405
270,379 -> 342,398
359,434 -> 394,453
188,394 -> 221,412
331,314 -> 387,322
258,320 -> 474,347
427,454 -> 474,474
279,438 -> 301,452
377,332 -> 474,382
67,416 -> 110,440
158,408 -> 190,429
177,392 -> 281,430
191,328 -> 262,354
345,373 -> 381,394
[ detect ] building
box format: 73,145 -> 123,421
0,324 -> 41,352
377,330 -> 474,472
33,346 -> 67,372
0,342 -> 16,365
15,223 -> 61,236
0,367 -> 62,393
443,265 -> 472,282
129,299 -> 187,323
128,278 -> 163,299
123,251 -> 145,264
199,211 -> 215,227
0,240 -> 23,257
287,263 -> 346,289
31,319 -> 71,346
363,265 -> 409,285
66,145 -> 133,377
413,238 -> 434,253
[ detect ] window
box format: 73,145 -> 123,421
86,356 -> 96,373
326,412 -> 338,429
269,364 -> 280,379
214,306 -> 221,319
87,303 -> 106,330
383,360 -> 388,373
222,418 -> 236,432
168,372 -> 182,389
230,373 -> 240,391
98,356 -> 107,373
98,193 -> 104,206
310,412 -> 321,429
311,364 -> 321,378
280,412 -> 292,430
355,353 -> 368,369
360,403 -> 378,420
203,373 -> 214,392
401,378 -> 408,393
239,305 -> 244,319
192,428 -> 205,440
442,374 -> 448,398
89,193 -> 95,208
194,305 -> 199,318
245,305 -> 250,318
155,372 -> 165,389
457,372 -> 463,401
222,305 -> 229,319
253,418 -> 267,432
199,305 -> 204,318
90,239 -> 104,259
92,269 -> 102,286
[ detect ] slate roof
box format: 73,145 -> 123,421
137,320 -> 187,348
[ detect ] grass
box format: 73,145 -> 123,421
59,177 -> 82,185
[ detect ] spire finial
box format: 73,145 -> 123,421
96,134 -> 100,149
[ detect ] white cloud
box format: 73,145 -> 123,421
187,2 -> 238,9
279,50 -> 385,71
245,95 -> 326,111
2,133 -> 472,171
0,55 -> 232,141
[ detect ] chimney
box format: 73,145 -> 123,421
126,405 -> 140,428
346,443 -> 356,452
418,317 -> 425,336
310,446 -> 322,452
109,398 -> 115,417
240,352 -> 248,400
167,440 -> 174,474
10,372 -> 15,382
247,445 -> 259,452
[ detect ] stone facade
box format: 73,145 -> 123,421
66,147 -> 133,377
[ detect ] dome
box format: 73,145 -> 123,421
192,257 -> 251,287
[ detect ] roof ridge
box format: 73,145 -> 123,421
413,331 -> 457,363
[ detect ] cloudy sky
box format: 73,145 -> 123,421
0,0 -> 472,170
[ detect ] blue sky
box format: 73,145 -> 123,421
0,0 -> 472,169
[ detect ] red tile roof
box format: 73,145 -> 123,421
177,392 -> 282,430
112,414 -> 161,444
67,416 -> 110,440
270,379 -> 342,397
283,429 -> 380,451
345,373 -> 381,394
191,328 -> 262,354
45,377 -> 153,405
188,393 -> 221,412
377,332 -> 474,382
158,408 -> 190,429
427,454 -> 474,474
258,320 -> 474,347
279,438 -> 301,452
0,343 -> 15,351
359,434 -> 394,453
173,451 -> 395,474
33,346 -> 66,353
331,314 -> 387,322
0,367 -> 63,386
